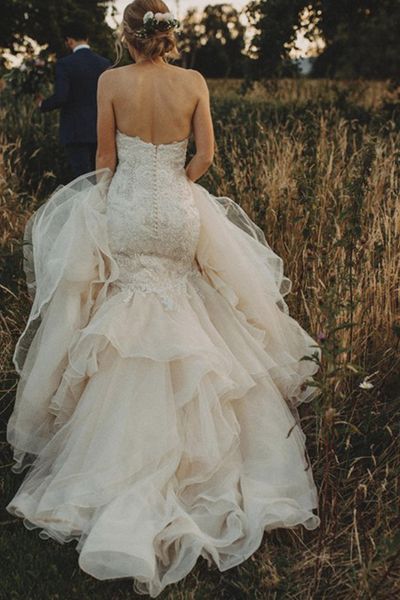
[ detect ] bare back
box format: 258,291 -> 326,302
96,61 -> 214,180
109,64 -> 200,144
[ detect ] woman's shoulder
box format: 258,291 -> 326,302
97,64 -> 135,91
100,64 -> 131,77
98,64 -> 207,97
167,65 -> 208,95
169,65 -> 207,81
179,67 -> 208,95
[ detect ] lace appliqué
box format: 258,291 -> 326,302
106,132 -> 200,262
111,255 -> 205,310
105,132 -> 204,311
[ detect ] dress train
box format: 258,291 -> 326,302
6,153 -> 321,597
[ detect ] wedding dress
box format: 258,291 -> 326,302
6,130 -> 322,597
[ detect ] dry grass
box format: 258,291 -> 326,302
210,114 -> 400,363
207,77 -> 399,110
0,80 -> 399,599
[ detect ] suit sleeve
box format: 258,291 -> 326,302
40,61 -> 70,112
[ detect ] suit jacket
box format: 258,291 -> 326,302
40,48 -> 111,145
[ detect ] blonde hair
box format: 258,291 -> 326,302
115,0 -> 181,64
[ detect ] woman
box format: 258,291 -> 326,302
6,1 -> 322,597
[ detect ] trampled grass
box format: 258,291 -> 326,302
0,79 -> 399,599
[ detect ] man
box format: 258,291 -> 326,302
38,23 -> 111,178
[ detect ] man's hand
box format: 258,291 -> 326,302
35,94 -> 44,108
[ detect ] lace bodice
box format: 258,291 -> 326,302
105,131 -> 202,309
116,130 -> 190,171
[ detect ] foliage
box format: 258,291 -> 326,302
3,51 -> 54,96
178,4 -> 247,77
0,0 -> 117,59
245,0 -> 304,77
312,0 -> 400,78
247,0 -> 400,79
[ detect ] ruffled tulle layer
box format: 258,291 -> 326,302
6,170 -> 321,597
7,275 -> 320,596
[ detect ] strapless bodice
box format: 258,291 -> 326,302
105,130 -> 201,309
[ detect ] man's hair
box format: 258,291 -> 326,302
62,22 -> 89,41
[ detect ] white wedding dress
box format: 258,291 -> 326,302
6,130 -> 322,597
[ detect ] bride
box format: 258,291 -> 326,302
6,0 -> 322,597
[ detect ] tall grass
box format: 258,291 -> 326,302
1,80 -> 399,599
207,77 -> 399,110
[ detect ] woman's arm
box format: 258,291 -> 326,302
96,70 -> 117,173
185,71 -> 215,182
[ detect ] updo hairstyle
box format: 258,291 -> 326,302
116,0 -> 181,63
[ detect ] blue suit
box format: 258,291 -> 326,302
40,47 -> 111,178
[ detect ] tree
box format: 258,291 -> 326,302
311,0 -> 400,78
246,0 -> 400,79
245,0 -> 305,78
178,4 -> 247,77
177,9 -> 203,70
0,0 -> 116,59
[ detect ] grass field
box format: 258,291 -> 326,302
1,79 -> 399,599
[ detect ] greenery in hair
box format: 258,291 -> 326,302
133,10 -> 179,39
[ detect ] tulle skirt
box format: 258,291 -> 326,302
6,170 -> 321,597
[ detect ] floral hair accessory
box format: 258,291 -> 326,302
133,10 -> 180,39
